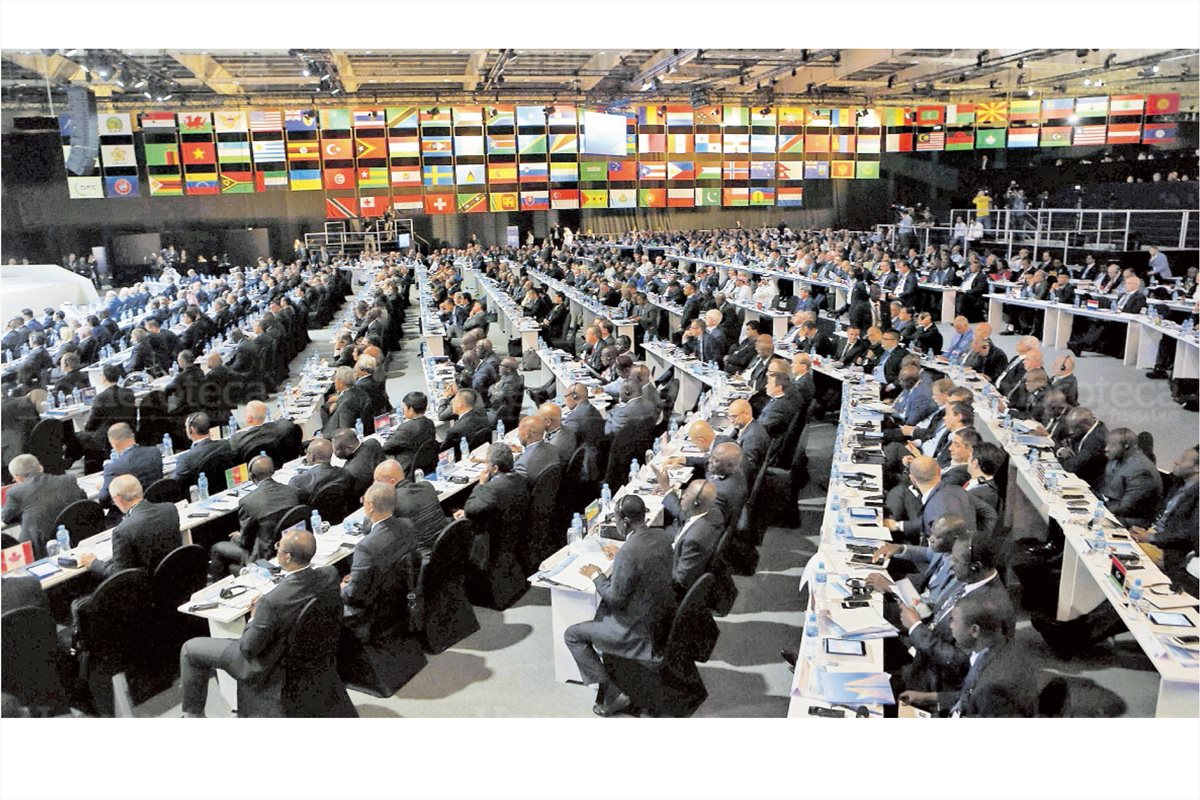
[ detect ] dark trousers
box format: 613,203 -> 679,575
1154,337 -> 1177,373
180,637 -> 247,715
209,540 -> 250,583
564,619 -> 614,686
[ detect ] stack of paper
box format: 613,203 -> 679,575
825,604 -> 897,640
814,668 -> 895,705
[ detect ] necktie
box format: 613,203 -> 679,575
934,583 -> 967,626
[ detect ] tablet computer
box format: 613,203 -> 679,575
1148,611 -> 1195,628
825,639 -> 867,656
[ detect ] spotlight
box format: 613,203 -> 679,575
1052,83 -> 1067,93
63,48 -> 78,57
1016,72 -> 1027,85
1103,53 -> 1117,69
738,74 -> 745,86
1026,88 -> 1035,97
806,82 -> 815,95
1095,79 -> 1104,86
542,105 -> 554,117
791,66 -> 797,77
1068,114 -> 1079,123
330,86 -> 342,96
428,106 -> 440,116
988,79 -> 999,89
1083,78 -> 1092,86
800,49 -> 810,62
759,106 -> 771,116
755,81 -> 761,90
1075,49 -> 1089,58
1017,58 -> 1025,69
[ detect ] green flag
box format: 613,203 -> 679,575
144,143 -> 179,167
975,129 -> 1006,149
578,161 -> 607,182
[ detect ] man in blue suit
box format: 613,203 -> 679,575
891,365 -> 937,428
98,422 -> 163,511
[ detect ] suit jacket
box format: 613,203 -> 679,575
53,369 -> 92,397
0,473 -> 86,559
995,356 -> 1028,397
544,425 -> 578,467
935,641 -> 1037,718
604,396 -> 657,437
228,419 -> 298,465
896,381 -> 938,427
514,440 -> 559,479
1061,420 -> 1108,490
588,526 -> 676,661
759,387 -> 802,437
723,336 -> 758,373
833,337 -> 870,366
342,438 -> 385,497
99,445 -> 164,507
324,384 -> 375,437
910,325 -> 943,355
357,375 -> 390,419
965,346 -> 1008,384
238,565 -> 341,685
442,407 -> 491,449
1051,373 -> 1079,407
394,479 -> 449,554
1100,450 -> 1162,528
1152,480 -> 1200,589
288,463 -> 353,506
0,573 -> 50,613
905,579 -> 1008,694
711,471 -> 748,529
382,416 -> 437,473
227,339 -> 259,373
237,478 -> 303,559
341,515 -> 417,639
563,400 -> 606,450
735,419 -> 770,483
124,340 -> 157,375
899,481 -> 978,541
88,500 -> 181,579
83,385 -> 138,435
663,500 -> 724,596
173,437 -> 234,489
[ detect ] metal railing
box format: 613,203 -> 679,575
879,208 -> 1195,264
303,218 -> 428,256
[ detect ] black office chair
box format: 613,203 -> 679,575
338,554 -> 428,698
272,504 -> 314,540
238,597 -> 357,718
603,419 -> 654,491
466,427 -> 492,451
602,574 -> 715,717
71,568 -> 155,716
1,606 -> 71,716
25,419 -> 67,475
465,485 -> 531,611
411,438 -> 439,476
310,481 -> 352,525
705,526 -> 740,617
1,533 -> 19,549
415,519 -> 480,654
523,464 -> 563,574
143,477 -> 184,504
53,500 -> 106,548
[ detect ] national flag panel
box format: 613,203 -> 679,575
666,161 -> 694,181
578,161 -> 607,182
581,189 -> 608,209
667,188 -> 694,207
1072,125 -> 1107,146
456,164 -> 487,185
1074,96 -> 1109,117
549,163 -> 578,183
1146,93 -> 1180,115
1108,95 -> 1144,116
749,187 -> 775,205
488,192 -> 519,211
1106,123 -> 1141,145
915,130 -> 944,151
1143,123 -> 1177,144
777,187 -> 804,206
550,189 -> 580,209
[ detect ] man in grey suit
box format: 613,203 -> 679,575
288,437 -> 353,507
565,495 -> 675,716
173,412 -> 234,491
868,515 -> 967,614
340,483 -> 418,643
706,442 -> 748,530
513,416 -> 558,479
97,423 -> 164,511
562,384 -> 606,449
884,456 -> 977,543
603,377 -> 657,438
538,402 -> 578,467
80,475 -> 181,579
663,479 -> 723,597
2,454 -> 86,559
727,399 -> 769,484
1098,427 -> 1162,528
180,529 -> 341,717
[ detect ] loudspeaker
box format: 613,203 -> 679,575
65,85 -> 99,177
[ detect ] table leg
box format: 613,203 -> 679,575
207,617 -> 246,710
1122,320 -> 1140,366
1155,678 -> 1200,718
988,297 -> 1003,328
1056,542 -> 1106,621
1041,307 -> 1058,345
549,587 -> 602,683
423,334 -> 445,357
1055,309 -> 1074,350
1175,340 -> 1199,380
1136,322 -> 1161,370
941,290 -> 957,323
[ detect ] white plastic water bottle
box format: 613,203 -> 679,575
161,433 -> 173,457
460,437 -> 470,461
803,611 -> 819,655
354,417 -> 364,438
814,562 -> 828,598
629,459 -> 640,484
414,468 -> 425,483
197,472 -> 209,501
310,510 -> 323,535
600,483 -> 612,508
568,513 -> 583,544
72,387 -> 82,405
495,419 -> 505,443
1126,578 -> 1144,618
668,418 -> 678,437
46,393 -> 56,411
55,525 -> 71,554
435,461 -> 445,482
228,414 -> 238,434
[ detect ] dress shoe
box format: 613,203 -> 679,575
1000,328 -> 1018,336
1031,615 -> 1088,661
1068,345 -> 1083,358
1146,369 -> 1169,380
592,692 -> 632,717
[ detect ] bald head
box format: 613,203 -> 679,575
727,398 -> 753,430
518,415 -> 547,446
682,479 -> 717,516
1016,336 -> 1040,356
373,459 -> 404,485
909,455 -> 941,488
710,442 -> 743,477
363,481 -> 397,521
278,528 -> 316,571
687,419 -> 715,451
305,437 -> 334,464
537,402 -> 563,431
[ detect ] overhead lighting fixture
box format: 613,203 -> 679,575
1026,88 -> 1035,97
63,48 -> 78,57
791,66 -> 797,77
1052,82 -> 1067,93
1095,79 -> 1104,87
976,49 -> 988,68
1076,49 -> 1090,58
886,74 -> 896,89
1016,58 -> 1025,69
1016,72 -> 1027,85
738,73 -> 745,87
1068,114 -> 1079,123
988,79 -> 999,89
1104,53 -> 1117,69
1083,78 -> 1092,86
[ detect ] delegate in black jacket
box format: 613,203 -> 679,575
0,473 -> 87,559
236,478 -> 303,560
382,416 -> 437,474
88,500 -> 181,579
341,515 -> 417,641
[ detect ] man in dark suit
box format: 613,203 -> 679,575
332,429 -> 385,498
561,383 -> 605,450
513,416 -> 558,479
373,459 -> 449,556
123,329 -> 157,376
538,402 -> 578,467
963,335 -> 1007,385
209,455 -> 303,581
340,482 -> 417,643
679,317 -> 723,364
383,391 -> 437,474
173,412 -> 234,490
228,400 -> 299,465
52,352 -> 91,396
80,475 -> 181,579
181,528 -> 340,716
1132,446 -> 1199,592
97,423 -> 164,511
165,350 -> 206,415
957,261 -> 989,323
759,370 -> 801,438
662,479 -> 724,597
871,330 -> 908,393
1098,427 -> 1163,528
884,456 -> 977,543
440,388 -> 491,450
1054,407 -> 1108,490
1068,274 -> 1148,356
722,320 -> 763,374
200,352 -> 237,418
354,355 -> 390,418
288,437 -> 353,507
145,319 -> 179,370
704,442 -> 748,530
727,399 -> 769,485
564,494 -> 675,716
78,365 -> 138,468
455,442 -> 530,565
909,312 -> 944,355
1,454 -> 86,559
790,353 -> 817,413
902,588 -> 1035,717
738,335 -> 777,396
831,325 -> 870,367
892,531 -> 1007,697
322,366 -> 375,437
226,329 -> 259,374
